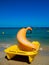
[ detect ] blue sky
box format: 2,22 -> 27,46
0,0 -> 49,27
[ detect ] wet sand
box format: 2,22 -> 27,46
0,43 -> 49,65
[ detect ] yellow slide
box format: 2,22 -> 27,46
4,27 -> 40,63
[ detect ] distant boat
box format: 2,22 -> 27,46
2,32 -> 5,35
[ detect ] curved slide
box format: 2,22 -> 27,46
17,27 -> 39,51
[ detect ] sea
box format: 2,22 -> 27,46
0,27 -> 49,46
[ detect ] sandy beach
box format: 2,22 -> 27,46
0,43 -> 49,65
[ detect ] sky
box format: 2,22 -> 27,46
0,0 -> 49,27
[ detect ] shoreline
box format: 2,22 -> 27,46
0,43 -> 49,51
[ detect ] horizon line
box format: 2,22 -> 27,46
0,26 -> 49,28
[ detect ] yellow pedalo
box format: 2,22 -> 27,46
4,27 -> 40,63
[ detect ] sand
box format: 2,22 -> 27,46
0,43 -> 49,65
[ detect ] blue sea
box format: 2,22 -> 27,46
0,27 -> 49,46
